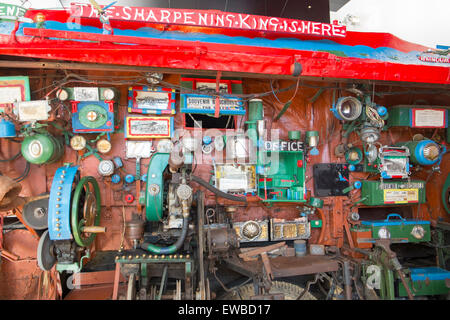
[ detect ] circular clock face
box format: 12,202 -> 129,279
378,226 -> 391,239
96,139 -> 112,154
411,225 -> 425,239
70,135 -> 86,151
103,88 -> 115,100
56,89 -> 69,101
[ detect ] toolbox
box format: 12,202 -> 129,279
361,214 -> 430,243
398,267 -> 450,297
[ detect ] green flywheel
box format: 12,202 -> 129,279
71,176 -> 101,247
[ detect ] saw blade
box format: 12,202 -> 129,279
37,230 -> 56,271
22,194 -> 49,230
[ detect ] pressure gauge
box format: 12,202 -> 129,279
56,88 -> 69,101
70,135 -> 86,151
103,88 -> 115,100
96,139 -> 112,154
146,72 -> 163,84
411,225 -> 425,240
156,139 -> 173,153
378,226 -> 391,239
366,144 -> 378,163
360,126 -> 380,144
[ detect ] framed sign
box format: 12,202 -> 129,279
180,77 -> 245,115
410,108 -> 447,128
125,116 -> 173,139
73,87 -> 99,101
14,100 -> 51,122
0,76 -> 30,108
128,86 -> 175,115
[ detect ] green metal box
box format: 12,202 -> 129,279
361,214 -> 430,243
398,267 -> 450,297
361,180 -> 426,206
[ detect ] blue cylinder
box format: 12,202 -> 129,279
111,174 -> 121,184
0,119 -> 16,138
294,240 -> 307,257
202,136 -> 212,145
348,164 -> 356,172
141,174 -> 147,182
353,181 -> 362,189
125,174 -> 135,183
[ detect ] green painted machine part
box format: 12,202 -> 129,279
309,197 -> 324,208
310,220 -> 322,228
360,180 -> 426,206
78,104 -> 109,129
71,176 -> 102,247
345,147 -> 363,165
289,130 -> 302,140
387,106 -> 411,127
398,267 -> 450,297
258,142 -> 306,203
361,214 -> 431,243
21,133 -> 64,165
145,153 -> 170,222
443,174 -> 450,214
248,99 -> 264,121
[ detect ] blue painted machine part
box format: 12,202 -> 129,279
48,165 -> 79,240
141,174 -> 147,182
125,174 -> 135,184
330,103 -> 343,121
361,213 -> 430,227
113,156 -> 123,168
0,119 -> 16,138
111,174 -> 121,184
377,106 -> 387,116
202,136 -> 212,145
353,181 -> 362,189
410,267 -> 450,282
348,164 -> 355,172
310,147 -> 319,155
414,140 -> 441,165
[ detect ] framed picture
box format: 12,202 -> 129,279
125,116 -> 173,139
0,76 -> 30,108
128,86 -> 175,115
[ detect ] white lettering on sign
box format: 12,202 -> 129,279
418,55 -> 450,64
186,96 -> 242,110
264,141 -> 304,152
383,189 -> 418,204
70,3 -> 346,38
412,109 -> 446,128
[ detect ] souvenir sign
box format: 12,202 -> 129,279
125,116 -> 173,139
128,86 -> 175,114
180,77 -> 245,115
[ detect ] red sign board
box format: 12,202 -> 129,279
70,3 -> 346,38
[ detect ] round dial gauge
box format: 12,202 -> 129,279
378,226 -> 391,239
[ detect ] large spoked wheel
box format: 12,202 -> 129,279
71,176 -> 101,247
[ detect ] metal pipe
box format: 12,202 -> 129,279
343,260 -> 352,300
140,217 -> 189,255
190,175 -> 247,203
